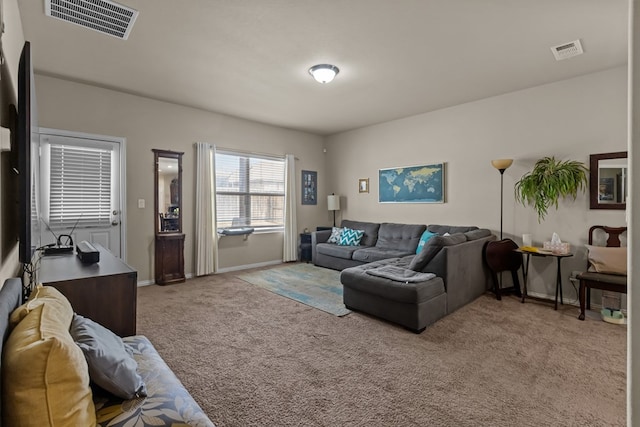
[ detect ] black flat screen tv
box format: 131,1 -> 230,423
16,41 -> 40,264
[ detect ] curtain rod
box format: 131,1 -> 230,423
195,142 -> 298,160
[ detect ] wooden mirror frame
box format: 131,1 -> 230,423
153,149 -> 184,234
589,151 -> 627,210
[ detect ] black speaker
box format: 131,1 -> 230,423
76,241 -> 100,264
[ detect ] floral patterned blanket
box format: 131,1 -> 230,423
94,335 -> 215,427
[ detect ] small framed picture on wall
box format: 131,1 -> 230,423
359,178 -> 369,193
302,170 -> 317,205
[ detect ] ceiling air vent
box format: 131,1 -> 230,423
45,0 -> 139,40
551,39 -> 584,61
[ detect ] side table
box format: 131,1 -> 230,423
516,249 -> 573,310
299,233 -> 312,262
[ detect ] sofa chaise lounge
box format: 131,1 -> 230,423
312,221 -> 495,332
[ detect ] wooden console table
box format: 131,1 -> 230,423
38,244 -> 137,337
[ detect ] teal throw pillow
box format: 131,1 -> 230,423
338,228 -> 364,246
327,227 -> 343,244
416,230 -> 438,254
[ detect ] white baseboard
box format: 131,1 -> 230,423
136,272 -> 194,287
137,261 -> 283,285
524,290 -> 580,307
522,290 -> 629,315
216,260 -> 283,273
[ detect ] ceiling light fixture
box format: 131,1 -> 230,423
309,64 -> 340,84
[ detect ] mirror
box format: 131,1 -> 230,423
589,151 -> 627,210
153,149 -> 183,233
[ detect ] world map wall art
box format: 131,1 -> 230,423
379,163 -> 445,203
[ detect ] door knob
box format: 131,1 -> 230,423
112,221 -> 119,226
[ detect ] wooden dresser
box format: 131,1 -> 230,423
38,244 -> 137,337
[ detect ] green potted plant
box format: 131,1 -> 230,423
515,156 -> 589,222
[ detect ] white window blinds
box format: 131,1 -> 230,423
48,144 -> 112,228
215,151 -> 285,230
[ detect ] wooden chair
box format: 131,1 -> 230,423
577,225 -> 627,320
484,239 -> 523,300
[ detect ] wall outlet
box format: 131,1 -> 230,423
138,199 -> 145,208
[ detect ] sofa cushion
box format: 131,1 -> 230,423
408,233 -> 467,271
375,223 -> 426,252
427,224 -> 479,235
416,230 -> 438,253
339,227 -> 365,246
341,261 -> 445,304
353,247 -> 415,263
464,228 -> 492,241
316,242 -> 360,260
341,220 -> 380,247
3,290 -> 96,426
71,314 -> 147,400
94,336 -> 215,427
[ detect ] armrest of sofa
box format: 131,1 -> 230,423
423,235 -> 495,313
311,230 -> 332,263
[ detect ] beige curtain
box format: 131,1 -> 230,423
195,142 -> 218,275
283,154 -> 298,262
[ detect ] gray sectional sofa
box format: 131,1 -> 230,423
312,220 -> 495,332
312,220 -> 426,270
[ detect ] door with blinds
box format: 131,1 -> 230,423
39,132 -> 123,257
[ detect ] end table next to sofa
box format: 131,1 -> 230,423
517,249 -> 573,310
299,233 -> 312,262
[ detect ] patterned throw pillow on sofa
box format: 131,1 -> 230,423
338,228 -> 364,246
327,227 -> 343,243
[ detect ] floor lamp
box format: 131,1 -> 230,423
487,158 -> 519,300
327,194 -> 340,227
491,159 -> 513,240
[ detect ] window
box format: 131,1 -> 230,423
43,143 -> 113,229
215,150 -> 285,231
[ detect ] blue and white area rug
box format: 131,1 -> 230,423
237,263 -> 351,316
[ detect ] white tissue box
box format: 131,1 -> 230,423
543,241 -> 570,254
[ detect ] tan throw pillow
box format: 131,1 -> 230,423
586,245 -> 627,275
9,284 -> 73,328
3,292 -> 96,426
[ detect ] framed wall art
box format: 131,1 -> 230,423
301,170 -> 317,205
359,178 -> 369,193
379,163 -> 445,203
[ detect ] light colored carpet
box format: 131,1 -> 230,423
237,263 -> 350,316
137,266 -> 626,427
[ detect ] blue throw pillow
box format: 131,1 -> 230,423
416,230 -> 438,254
338,228 -> 364,246
70,314 -> 147,399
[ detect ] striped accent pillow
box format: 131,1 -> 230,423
338,228 -> 364,246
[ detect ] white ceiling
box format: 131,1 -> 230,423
18,0 -> 628,136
